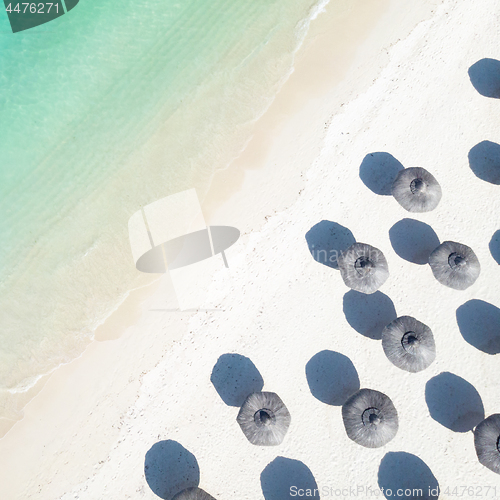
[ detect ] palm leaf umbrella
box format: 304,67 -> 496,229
236,392 -> 291,446
172,488 -> 217,500
338,243 -> 389,294
429,241 -> 480,290
391,167 -> 442,212
474,414 -> 500,475
382,316 -> 436,373
342,388 -> 398,448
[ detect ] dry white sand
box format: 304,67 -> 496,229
2,0 -> 500,498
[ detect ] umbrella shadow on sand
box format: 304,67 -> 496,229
378,452 -> 439,499
343,290 -> 397,340
210,353 -> 264,407
468,58 -> 500,98
359,152 -> 404,195
468,140 -> 500,185
389,219 -> 440,265
490,230 -> 500,265
456,299 -> 500,354
261,457 -> 319,499
306,350 -> 360,406
425,372 -> 485,432
144,440 -> 200,500
305,220 -> 356,269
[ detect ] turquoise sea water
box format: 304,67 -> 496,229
0,0 -> 327,422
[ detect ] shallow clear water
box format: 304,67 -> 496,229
0,0 -> 328,419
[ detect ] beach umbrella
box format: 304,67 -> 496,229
172,487 -> 217,500
237,391 -> 291,446
338,243 -> 389,294
342,388 -> 399,448
474,414 -> 500,475
391,167 -> 442,212
429,241 -> 480,290
382,316 -> 436,373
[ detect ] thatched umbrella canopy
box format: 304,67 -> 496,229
342,388 -> 398,448
391,167 -> 442,212
429,241 -> 480,290
172,488 -> 217,500
338,243 -> 389,294
237,392 -> 291,446
474,414 -> 500,475
382,316 -> 436,373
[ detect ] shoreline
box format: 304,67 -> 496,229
0,0 -> 327,437
202,0 -> 440,226
0,0 -> 329,421
0,0 -> 396,442
2,0 -> 498,498
0,0 -> 429,452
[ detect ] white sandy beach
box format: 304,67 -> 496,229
1,0 -> 500,498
